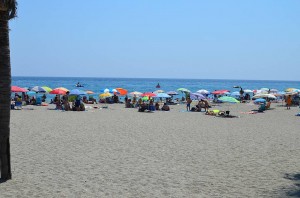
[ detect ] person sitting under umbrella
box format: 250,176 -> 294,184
161,103 -> 170,111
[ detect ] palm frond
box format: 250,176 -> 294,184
0,0 -> 17,19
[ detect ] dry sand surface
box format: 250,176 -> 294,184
1,102 -> 300,197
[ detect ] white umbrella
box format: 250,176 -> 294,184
196,89 -> 210,94
252,94 -> 276,99
243,89 -> 253,93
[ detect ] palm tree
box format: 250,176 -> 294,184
0,0 -> 17,180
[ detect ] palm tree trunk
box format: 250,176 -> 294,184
0,9 -> 12,180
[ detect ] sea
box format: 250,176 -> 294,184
12,76 -> 299,100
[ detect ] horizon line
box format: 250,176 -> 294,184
11,75 -> 300,82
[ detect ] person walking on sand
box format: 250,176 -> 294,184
286,95 -> 292,110
186,97 -> 192,111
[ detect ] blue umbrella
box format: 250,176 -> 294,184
153,93 -> 171,98
69,89 -> 86,95
167,91 -> 178,95
190,93 -> 206,100
254,98 -> 266,104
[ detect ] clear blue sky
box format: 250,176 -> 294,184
10,0 -> 300,80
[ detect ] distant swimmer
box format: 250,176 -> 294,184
76,82 -> 84,87
156,83 -> 160,88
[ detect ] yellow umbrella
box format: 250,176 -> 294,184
99,92 -> 112,99
285,88 -> 296,92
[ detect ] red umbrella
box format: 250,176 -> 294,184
11,86 -> 27,92
49,89 -> 67,95
141,92 -> 157,97
211,90 -> 230,95
115,88 -> 128,96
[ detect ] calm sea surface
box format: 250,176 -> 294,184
12,77 -> 299,94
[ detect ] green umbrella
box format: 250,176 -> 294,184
218,96 -> 240,103
142,96 -> 149,101
177,88 -> 191,93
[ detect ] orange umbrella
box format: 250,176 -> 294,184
86,90 -> 94,94
115,88 -> 128,96
55,87 -> 69,92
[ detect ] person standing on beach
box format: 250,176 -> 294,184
186,97 -> 192,111
286,95 -> 292,110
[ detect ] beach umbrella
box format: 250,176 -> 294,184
153,93 -> 171,98
177,88 -> 191,93
252,94 -> 276,99
254,98 -> 266,104
190,93 -> 206,100
270,89 -> 278,93
141,92 -> 157,97
196,89 -> 210,94
142,96 -> 150,101
230,91 -> 240,96
101,88 -> 118,93
261,88 -> 269,91
30,86 -> 47,93
50,89 -> 67,95
26,91 -> 37,96
41,86 -> 52,92
115,88 -> 128,96
85,90 -> 94,94
11,86 -> 27,92
243,89 -> 253,93
153,90 -> 165,94
218,96 -> 240,103
167,91 -> 178,95
55,87 -> 69,92
211,90 -> 230,95
285,88 -> 296,92
69,89 -> 86,95
99,92 -> 112,99
129,91 -> 143,96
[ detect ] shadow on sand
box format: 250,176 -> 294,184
281,173 -> 300,197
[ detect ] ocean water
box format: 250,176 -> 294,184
12,76 -> 299,94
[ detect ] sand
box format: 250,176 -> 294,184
1,102 -> 300,197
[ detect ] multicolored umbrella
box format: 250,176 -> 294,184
30,86 -> 47,93
55,87 -> 69,92
41,86 -> 52,92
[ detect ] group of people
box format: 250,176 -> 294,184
186,97 -> 210,112
52,92 -> 85,111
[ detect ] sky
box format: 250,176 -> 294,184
9,0 -> 300,80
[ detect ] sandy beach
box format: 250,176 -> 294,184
1,102 -> 300,197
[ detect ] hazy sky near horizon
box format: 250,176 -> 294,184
10,0 -> 300,80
